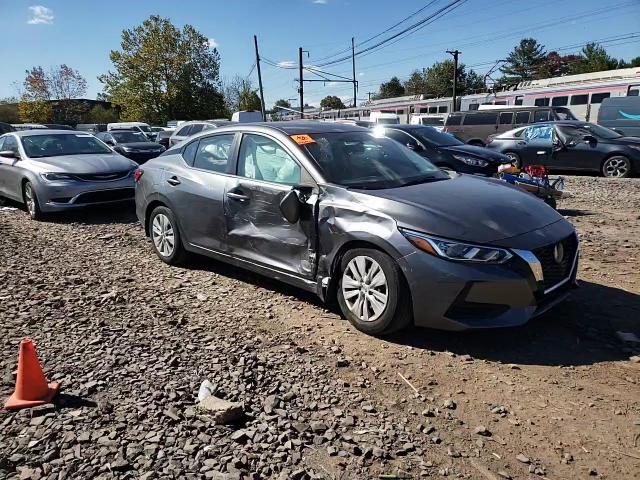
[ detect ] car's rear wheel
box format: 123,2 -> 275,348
149,206 -> 187,265
23,181 -> 44,221
602,156 -> 631,178
337,248 -> 411,336
504,152 -> 521,168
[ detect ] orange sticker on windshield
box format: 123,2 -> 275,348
290,134 -> 316,145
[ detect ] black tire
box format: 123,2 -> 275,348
543,196 -> 557,210
23,181 -> 44,221
149,206 -> 187,265
601,155 -> 631,178
503,152 -> 522,169
337,248 -> 412,336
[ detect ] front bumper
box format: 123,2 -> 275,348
36,176 -> 135,212
398,228 -> 579,331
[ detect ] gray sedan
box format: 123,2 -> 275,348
0,130 -> 138,220
135,122 -> 578,335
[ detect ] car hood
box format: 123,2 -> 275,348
439,144 -> 512,163
352,174 -> 563,244
118,142 -> 163,150
30,153 -> 135,173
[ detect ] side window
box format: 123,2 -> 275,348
590,92 -> 611,104
181,140 -> 200,166
524,125 -> 553,144
628,89 -> 639,97
533,110 -> 550,122
515,111 -> 530,124
515,96 -> 524,105
445,113 -> 462,126
499,112 -> 513,125
570,94 -> 588,105
176,125 -> 192,137
3,136 -> 19,153
0,137 -> 5,151
534,97 -> 550,107
551,96 -> 568,106
438,105 -> 448,113
189,124 -> 205,135
462,112 -> 498,125
192,134 -> 234,173
428,107 -> 438,113
238,134 -> 301,185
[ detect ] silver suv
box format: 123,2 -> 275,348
169,120 -> 231,147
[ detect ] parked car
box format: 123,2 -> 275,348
156,129 -> 175,149
96,130 -> 165,164
169,120 -> 231,147
410,114 -> 448,131
444,106 -> 577,146
0,130 -> 137,220
76,123 -> 107,134
107,122 -> 155,141
333,119 -> 375,128
597,96 -> 640,137
486,121 -> 640,177
378,124 -> 512,175
0,122 -> 15,135
369,111 -> 400,124
135,122 -> 578,335
43,124 -> 75,130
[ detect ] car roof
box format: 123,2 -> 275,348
9,129 -> 86,137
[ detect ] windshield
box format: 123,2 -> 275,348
301,132 -> 446,189
557,123 -> 622,141
554,108 -> 577,120
137,125 -> 151,132
112,131 -> 148,143
21,133 -> 112,158
410,126 -> 463,147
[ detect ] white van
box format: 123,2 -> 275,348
369,111 -> 400,125
410,114 -> 448,131
231,111 -> 263,123
107,122 -> 154,140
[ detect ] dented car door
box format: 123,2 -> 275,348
224,132 -> 317,280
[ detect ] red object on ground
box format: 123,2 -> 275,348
4,339 -> 61,410
523,165 -> 548,178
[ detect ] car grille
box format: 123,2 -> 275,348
73,188 -> 134,204
74,170 -> 131,182
532,234 -> 578,292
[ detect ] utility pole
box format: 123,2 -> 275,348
351,37 -> 357,110
298,47 -> 304,118
254,35 -> 266,121
366,92 -> 375,102
447,50 -> 460,112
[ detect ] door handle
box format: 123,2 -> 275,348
166,176 -> 181,186
226,191 -> 249,202
536,151 -> 547,155
517,141 -> 526,146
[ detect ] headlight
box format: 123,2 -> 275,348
41,172 -> 76,181
400,228 -> 512,263
452,155 -> 488,167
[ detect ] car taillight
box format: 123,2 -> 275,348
133,169 -> 144,182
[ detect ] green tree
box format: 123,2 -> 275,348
404,70 -> 428,95
87,104 -> 119,123
420,60 -> 484,97
239,87 -> 262,111
500,38 -> 548,82
273,99 -> 292,113
99,15 -> 226,124
375,76 -> 405,99
18,99 -> 52,123
0,97 -> 20,123
629,57 -> 640,68
570,43 -> 620,74
320,95 -> 346,109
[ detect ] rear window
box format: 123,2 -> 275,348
462,112 -> 498,126
591,92 -> 611,104
499,112 -> 513,125
533,110 -> 550,122
445,113 -> 463,126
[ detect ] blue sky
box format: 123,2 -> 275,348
1,0 -> 639,108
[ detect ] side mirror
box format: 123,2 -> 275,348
406,143 -> 423,152
583,135 -> 597,145
0,150 -> 18,159
279,189 -> 302,224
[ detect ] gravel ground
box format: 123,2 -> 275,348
1,176 -> 639,480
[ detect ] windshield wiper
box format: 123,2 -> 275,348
397,175 -> 444,187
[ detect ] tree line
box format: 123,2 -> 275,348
371,38 -> 640,101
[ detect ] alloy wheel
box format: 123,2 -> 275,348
603,157 -> 629,177
152,213 -> 175,257
24,183 -> 36,217
341,255 -> 388,322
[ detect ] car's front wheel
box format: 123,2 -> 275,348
149,206 -> 187,265
23,181 -> 44,221
503,152 -> 521,168
337,248 -> 411,336
602,156 -> 631,178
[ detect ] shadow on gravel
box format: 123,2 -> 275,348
55,393 -> 97,410
386,281 -> 639,367
557,208 -> 594,218
0,198 -> 138,225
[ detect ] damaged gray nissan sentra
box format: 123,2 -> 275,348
134,121 -> 578,335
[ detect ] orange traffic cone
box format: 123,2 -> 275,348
4,339 -> 61,410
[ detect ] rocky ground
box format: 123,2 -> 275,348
1,176 -> 639,480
